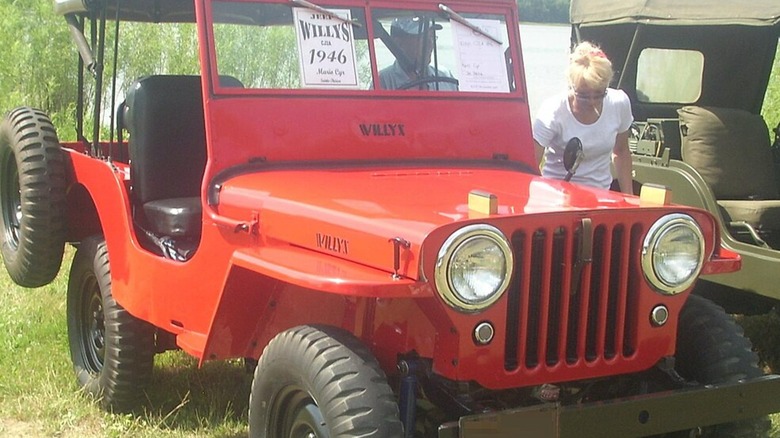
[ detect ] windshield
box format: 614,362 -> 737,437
209,0 -> 516,94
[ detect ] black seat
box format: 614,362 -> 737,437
124,75 -> 206,238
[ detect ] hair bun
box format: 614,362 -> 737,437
567,41 -> 614,89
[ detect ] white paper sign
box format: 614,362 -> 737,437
451,19 -> 509,93
293,7 -> 360,89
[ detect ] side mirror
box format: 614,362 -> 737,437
563,137 -> 584,182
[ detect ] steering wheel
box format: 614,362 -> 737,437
397,76 -> 459,90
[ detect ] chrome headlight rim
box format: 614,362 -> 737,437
642,213 -> 705,295
435,224 -> 514,312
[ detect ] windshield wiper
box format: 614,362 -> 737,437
290,0 -> 362,27
438,3 -> 502,45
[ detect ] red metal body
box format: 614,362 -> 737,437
58,0 -> 739,397
62,142 -> 735,390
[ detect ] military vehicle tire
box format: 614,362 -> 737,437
249,325 -> 403,438
67,235 -> 155,413
674,294 -> 771,437
0,107 -> 66,287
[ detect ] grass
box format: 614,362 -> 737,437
742,313 -> 780,437
761,46 -> 780,131
0,247 -> 251,437
4,253 -> 780,437
6,253 -> 780,437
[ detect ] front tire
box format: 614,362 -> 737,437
67,236 -> 155,412
0,107 -> 66,287
674,295 -> 770,437
249,325 -> 403,437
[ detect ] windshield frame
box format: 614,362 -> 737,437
200,0 -> 525,98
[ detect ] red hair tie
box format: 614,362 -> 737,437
591,49 -> 606,58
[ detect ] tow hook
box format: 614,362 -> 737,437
656,356 -> 689,386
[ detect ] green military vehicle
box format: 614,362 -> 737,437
570,0 -> 780,315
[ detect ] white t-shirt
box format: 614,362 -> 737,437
533,88 -> 633,189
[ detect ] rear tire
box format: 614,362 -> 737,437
67,236 -> 155,412
674,295 -> 770,437
0,107 -> 66,287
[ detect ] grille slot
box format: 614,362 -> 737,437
505,221 -> 642,371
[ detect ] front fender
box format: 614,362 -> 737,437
633,157 -> 780,297
230,246 -> 426,297
201,246 -> 431,363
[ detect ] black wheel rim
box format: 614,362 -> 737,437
1,153 -> 21,249
271,386 -> 328,438
78,274 -> 105,373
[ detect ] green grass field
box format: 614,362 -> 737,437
0,249 -> 250,437
4,251 -> 780,437
762,46 -> 780,130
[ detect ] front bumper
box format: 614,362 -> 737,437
438,375 -> 780,437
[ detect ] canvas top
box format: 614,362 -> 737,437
570,0 -> 780,27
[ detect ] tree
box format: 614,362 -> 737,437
0,0 -> 79,138
517,0 -> 571,24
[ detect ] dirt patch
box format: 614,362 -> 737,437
0,418 -> 45,437
0,418 -> 102,438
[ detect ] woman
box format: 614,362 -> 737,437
533,41 -> 634,194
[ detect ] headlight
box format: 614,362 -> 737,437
642,214 -> 704,295
435,224 -> 513,312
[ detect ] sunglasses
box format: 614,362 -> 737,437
573,89 -> 607,101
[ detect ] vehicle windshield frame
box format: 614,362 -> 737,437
201,0 -> 524,98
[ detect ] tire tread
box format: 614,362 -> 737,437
0,107 -> 66,287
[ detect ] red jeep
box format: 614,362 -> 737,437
1,0 -> 779,436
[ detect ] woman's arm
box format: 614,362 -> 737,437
534,140 -> 545,173
612,130 -> 633,194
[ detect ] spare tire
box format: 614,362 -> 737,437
0,107 -> 66,287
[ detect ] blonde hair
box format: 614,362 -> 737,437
567,41 -> 613,90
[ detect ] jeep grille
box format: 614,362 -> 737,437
505,221 -> 644,371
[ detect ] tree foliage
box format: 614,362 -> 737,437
517,0 -> 571,24
0,0 -> 79,135
214,23 -> 300,88
1,0 -> 777,143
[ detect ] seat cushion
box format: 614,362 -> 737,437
125,75 -> 207,205
679,106 -> 776,200
143,197 -> 202,237
718,199 -> 780,232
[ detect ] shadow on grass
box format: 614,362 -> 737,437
739,311 -> 780,374
139,351 -> 253,437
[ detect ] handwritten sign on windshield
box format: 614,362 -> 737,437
451,19 -> 509,93
293,8 -> 359,89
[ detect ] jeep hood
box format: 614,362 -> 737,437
215,166 -> 643,279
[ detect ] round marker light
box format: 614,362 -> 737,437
650,305 -> 669,327
474,322 -> 495,345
